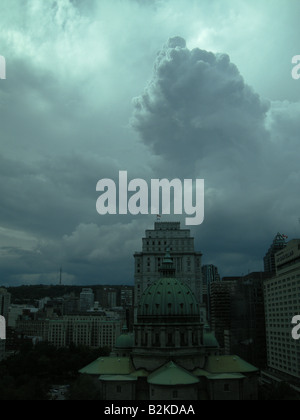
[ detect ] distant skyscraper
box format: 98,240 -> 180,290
225,272 -> 269,369
264,233 -> 287,273
120,286 -> 133,308
0,288 -> 10,362
202,264 -> 221,322
0,288 -> 11,320
97,288 -> 118,309
79,288 -> 95,312
134,222 -> 202,319
210,280 -> 238,349
263,239 -> 300,381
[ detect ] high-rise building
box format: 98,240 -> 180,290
263,239 -> 300,383
202,264 -> 221,322
134,222 -> 202,318
79,288 -> 95,312
264,233 -> 287,274
210,280 -> 238,350
120,286 -> 133,308
0,288 -> 11,320
0,288 -> 11,361
97,288 -> 118,309
224,272 -> 269,369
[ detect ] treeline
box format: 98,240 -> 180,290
5,284 -> 133,304
7,285 -> 85,304
0,341 -> 110,400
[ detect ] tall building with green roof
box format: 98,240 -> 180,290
134,222 -> 202,321
80,251 -> 259,400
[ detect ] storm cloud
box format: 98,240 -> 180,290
131,36 -> 300,274
132,37 -> 270,165
0,0 -> 300,285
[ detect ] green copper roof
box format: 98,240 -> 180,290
205,355 -> 258,374
203,331 -> 219,348
147,361 -> 199,386
79,357 -> 133,375
138,277 -> 200,318
99,375 -> 137,382
130,369 -> 149,377
192,368 -> 210,377
207,373 -> 245,380
162,251 -> 173,265
115,332 -> 134,349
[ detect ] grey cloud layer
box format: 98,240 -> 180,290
131,37 -> 300,273
0,1 -> 300,285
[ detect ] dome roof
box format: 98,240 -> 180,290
138,277 -> 200,318
203,331 -> 219,348
115,326 -> 134,349
115,334 -> 134,349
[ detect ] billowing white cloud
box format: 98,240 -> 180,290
132,36 -> 269,166
131,37 -> 300,275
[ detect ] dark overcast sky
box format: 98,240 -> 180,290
0,0 -> 300,287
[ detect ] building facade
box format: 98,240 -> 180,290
80,253 -> 259,400
16,314 -> 122,349
134,222 -> 202,319
202,264 -> 221,322
0,288 -> 11,321
264,233 -> 287,274
264,239 -> 300,381
0,288 -> 11,361
210,280 -> 238,350
79,288 -> 95,312
224,272 -> 268,369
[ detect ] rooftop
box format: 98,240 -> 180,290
205,355 -> 258,374
79,357 -> 133,375
147,361 -> 199,386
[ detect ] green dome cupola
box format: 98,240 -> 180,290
138,276 -> 200,319
137,251 -> 200,321
115,325 -> 134,349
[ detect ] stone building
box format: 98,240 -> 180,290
263,239 -> 300,382
134,222 -> 202,319
80,253 -> 259,400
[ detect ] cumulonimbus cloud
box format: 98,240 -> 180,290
131,36 -> 270,166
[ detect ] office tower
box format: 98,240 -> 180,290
202,264 -> 221,322
225,272 -> 269,368
97,288 -> 118,309
263,239 -> 300,381
134,221 -> 202,317
210,280 -> 238,350
120,286 -> 133,308
264,233 -> 287,274
79,288 -> 95,312
0,288 -> 11,320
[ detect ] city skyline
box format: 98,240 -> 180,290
0,0 -> 300,287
